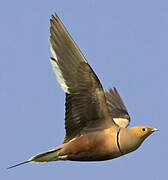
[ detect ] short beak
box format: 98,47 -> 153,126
151,128 -> 158,132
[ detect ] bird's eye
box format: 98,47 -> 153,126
142,128 -> 146,132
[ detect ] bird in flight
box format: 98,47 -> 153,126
8,14 -> 157,169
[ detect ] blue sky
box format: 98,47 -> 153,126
1,0 -> 167,179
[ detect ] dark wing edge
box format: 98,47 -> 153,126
105,87 -> 130,128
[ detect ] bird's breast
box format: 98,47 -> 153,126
119,128 -> 141,154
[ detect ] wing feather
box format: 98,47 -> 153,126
105,88 -> 130,128
49,14 -> 117,143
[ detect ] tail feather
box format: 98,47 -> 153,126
30,148 -> 61,163
7,161 -> 30,169
7,147 -> 62,169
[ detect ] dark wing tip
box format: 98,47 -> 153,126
51,13 -> 57,19
50,13 -> 61,24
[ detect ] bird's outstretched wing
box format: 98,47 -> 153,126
105,88 -> 130,128
49,14 -> 118,143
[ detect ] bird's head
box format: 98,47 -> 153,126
131,126 -> 158,141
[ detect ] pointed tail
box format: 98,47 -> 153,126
7,147 -> 62,169
7,161 -> 30,169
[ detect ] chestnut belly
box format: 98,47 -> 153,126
59,129 -> 122,161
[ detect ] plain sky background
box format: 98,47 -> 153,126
1,0 -> 167,179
